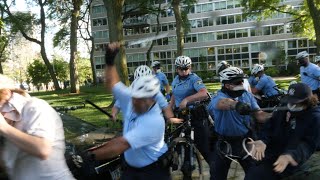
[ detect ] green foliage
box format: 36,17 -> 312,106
6,12 -> 36,36
52,56 -> 69,81
76,57 -> 92,85
27,59 -> 51,87
53,26 -> 70,48
265,67 -> 280,77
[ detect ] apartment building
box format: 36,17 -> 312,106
91,0 -> 317,79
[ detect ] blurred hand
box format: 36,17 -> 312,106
111,113 -> 117,121
0,113 -> 10,133
255,111 -> 272,123
168,117 -> 183,124
105,42 -> 120,66
248,140 -> 266,161
179,99 -> 188,109
235,102 -> 251,115
273,154 -> 298,173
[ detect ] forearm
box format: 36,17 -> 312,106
163,106 -> 174,119
92,136 -> 129,161
284,141 -> 315,164
251,88 -> 259,94
216,98 -> 238,110
170,96 -> 175,109
1,125 -> 51,160
104,65 -> 120,91
184,89 -> 208,103
165,85 -> 170,94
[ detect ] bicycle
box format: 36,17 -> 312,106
166,98 -> 211,180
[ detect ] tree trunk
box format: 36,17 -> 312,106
90,38 -> 97,85
69,0 -> 82,93
103,0 -> 129,86
0,61 -> 3,74
172,0 -> 184,56
306,0 -> 320,55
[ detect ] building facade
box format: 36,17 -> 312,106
91,0 -> 317,79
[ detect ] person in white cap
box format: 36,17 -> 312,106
296,51 -> 320,97
0,74 -> 74,180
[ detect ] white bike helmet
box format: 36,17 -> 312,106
315,56 -> 320,63
131,75 -> 160,98
219,67 -> 244,83
296,51 -> 309,60
217,61 -> 231,73
134,65 -> 152,80
151,61 -> 161,68
175,56 -> 192,68
251,64 -> 264,75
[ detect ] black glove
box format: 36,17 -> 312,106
235,102 -> 251,115
105,43 -> 120,66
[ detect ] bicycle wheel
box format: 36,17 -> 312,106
170,137 -> 204,180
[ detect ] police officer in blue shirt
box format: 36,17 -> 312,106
296,51 -> 320,97
112,65 -> 182,124
152,61 -> 171,101
248,64 -> 260,88
87,43 -> 171,179
208,67 -> 271,180
170,55 -> 210,163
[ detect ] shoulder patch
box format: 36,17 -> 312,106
196,80 -> 203,85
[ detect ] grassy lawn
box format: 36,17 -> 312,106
30,79 -> 294,127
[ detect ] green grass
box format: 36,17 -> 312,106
30,79 -> 294,128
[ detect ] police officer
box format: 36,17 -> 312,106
248,64 -> 259,88
217,61 -> 251,92
208,67 -> 271,180
315,56 -> 320,67
170,56 -> 210,163
296,51 -> 320,97
151,61 -> 171,101
111,65 -> 182,124
88,43 -> 171,179
246,83 -> 320,180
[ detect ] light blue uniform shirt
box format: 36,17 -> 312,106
208,90 -> 259,136
112,82 -> 168,168
171,73 -> 206,108
155,72 -> 169,92
300,63 -> 320,90
255,74 -> 279,97
248,76 -> 258,87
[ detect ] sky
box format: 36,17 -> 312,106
9,0 -> 90,61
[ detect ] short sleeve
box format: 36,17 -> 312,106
114,100 -> 120,108
192,76 -> 206,92
161,73 -> 169,86
248,93 -> 260,110
22,100 -> 58,141
155,92 -> 169,109
255,77 -> 266,91
112,82 -> 132,115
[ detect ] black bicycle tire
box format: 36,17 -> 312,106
170,137 -> 204,180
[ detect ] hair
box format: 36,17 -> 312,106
0,88 -> 29,102
300,94 -> 318,108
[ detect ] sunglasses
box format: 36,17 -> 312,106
231,79 -> 244,85
177,67 -> 190,71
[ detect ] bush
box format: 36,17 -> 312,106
265,67 -> 280,77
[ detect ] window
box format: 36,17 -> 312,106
162,25 -> 168,31
169,23 -> 175,30
215,1 -> 227,10
298,39 -> 308,47
235,14 -> 242,23
233,45 -> 241,53
234,0 -> 241,7
92,5 -> 105,14
241,45 -> 249,52
227,0 -> 234,9
92,18 -> 107,26
262,26 -> 271,35
197,20 -> 203,28
217,16 -> 227,25
207,47 -> 215,55
229,30 -> 235,39
271,25 -> 284,34
218,47 -> 225,54
288,40 -> 297,48
251,43 -> 259,52
196,5 -> 201,13
203,18 -> 209,27
226,46 -> 233,54
217,32 -> 223,40
228,15 -> 235,24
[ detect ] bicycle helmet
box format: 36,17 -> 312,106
295,51 -> 309,60
131,75 -> 160,98
315,56 -> 320,63
219,67 -> 244,83
217,61 -> 231,73
251,64 -> 264,75
151,61 -> 161,68
175,56 -> 192,68
134,65 -> 152,80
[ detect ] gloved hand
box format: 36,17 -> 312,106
105,42 -> 120,66
166,94 -> 171,101
72,151 -> 95,169
235,102 -> 251,115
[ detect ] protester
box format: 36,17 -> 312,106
0,75 -> 74,180
296,51 -> 320,97
246,83 -> 320,180
86,43 -> 171,179
208,67 -> 271,180
151,61 -> 171,101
